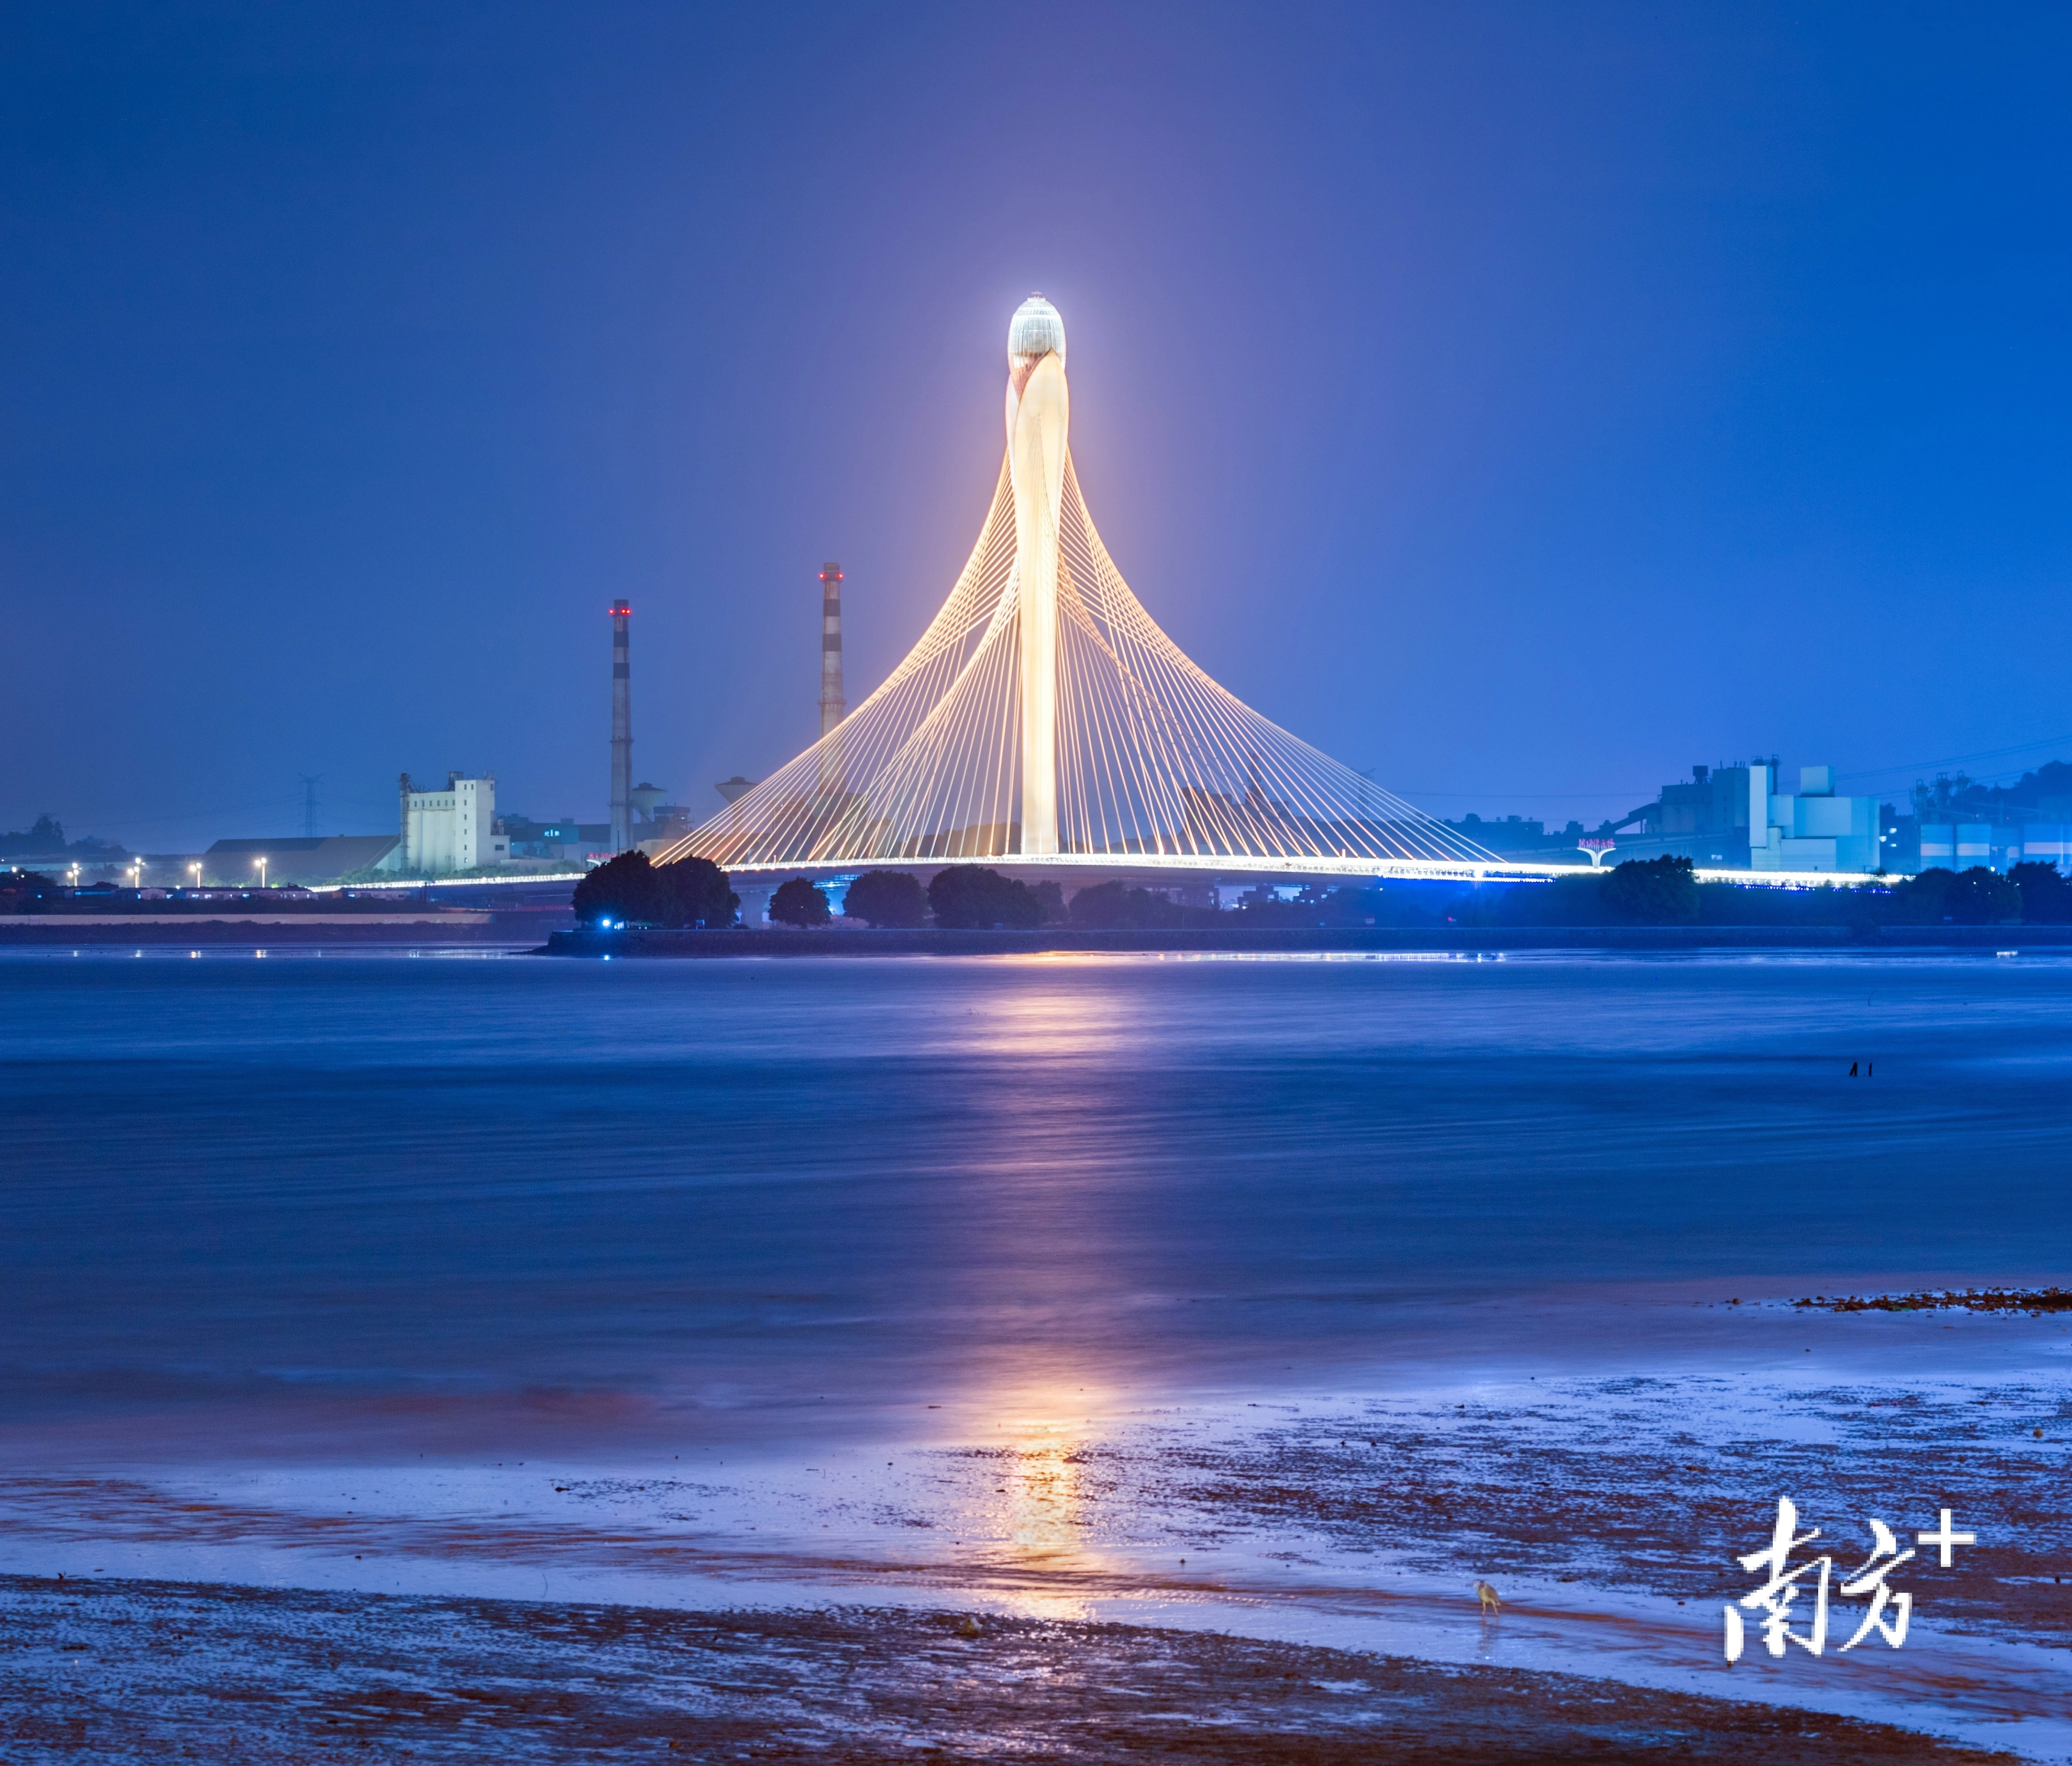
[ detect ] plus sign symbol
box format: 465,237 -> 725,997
1916,1509 -> 1976,1568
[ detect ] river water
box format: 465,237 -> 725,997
5,947 -> 2068,1440
4,947 -> 2070,1754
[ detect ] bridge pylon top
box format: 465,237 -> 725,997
657,300 -> 1497,876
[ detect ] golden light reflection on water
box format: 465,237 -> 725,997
949,1374 -> 1123,1624
1000,1429 -> 1083,1554
975,1376 -> 1113,1563
951,970 -> 1152,1060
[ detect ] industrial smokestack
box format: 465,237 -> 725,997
609,600 -> 632,853
818,562 -> 845,738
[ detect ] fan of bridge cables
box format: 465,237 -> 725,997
656,455 -> 1499,870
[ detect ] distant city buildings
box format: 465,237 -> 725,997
1449,757 -> 2070,877
14,754 -> 2072,890
1440,814 -> 1588,861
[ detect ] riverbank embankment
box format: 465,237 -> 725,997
0,913 -> 564,947
544,924 -> 2072,957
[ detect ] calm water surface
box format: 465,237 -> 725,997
4,949 -> 2068,1460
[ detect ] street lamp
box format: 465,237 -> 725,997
189,861 -> 202,891
68,863 -> 79,888
128,859 -> 142,889
254,856 -> 268,889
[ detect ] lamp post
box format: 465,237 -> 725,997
189,861 -> 202,891
255,856 -> 268,889
128,859 -> 142,889
68,863 -> 79,888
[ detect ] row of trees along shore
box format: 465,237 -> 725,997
569,852 -> 2072,932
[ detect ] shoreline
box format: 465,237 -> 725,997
6,918 -> 2064,957
0,917 -> 563,947
4,1305 -> 2065,1758
541,923 -> 2072,957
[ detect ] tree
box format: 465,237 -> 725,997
1068,879 -> 1129,927
0,870 -> 60,913
770,876 -> 831,927
1897,866 -> 2019,925
842,869 -> 929,927
1068,880 -> 1183,928
927,865 -> 1044,929
573,850 -> 656,925
1322,886 -> 1387,926
1600,855 -> 1699,925
2012,860 -> 2072,924
1947,866 -> 2019,924
652,855 -> 738,927
0,815 -> 101,858
573,851 -> 738,927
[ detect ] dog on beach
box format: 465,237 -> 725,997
1475,1579 -> 1501,1615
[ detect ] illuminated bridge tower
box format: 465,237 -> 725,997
655,297 -> 1499,875
1008,298 -> 1067,855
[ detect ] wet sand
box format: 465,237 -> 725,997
0,1577 -> 2022,1764
3,1317 -> 2067,1758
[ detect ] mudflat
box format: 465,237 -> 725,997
0,1578 -> 2020,1764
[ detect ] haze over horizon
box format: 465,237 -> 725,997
5,3 -> 2071,853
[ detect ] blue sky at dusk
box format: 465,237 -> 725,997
4,2 -> 2070,848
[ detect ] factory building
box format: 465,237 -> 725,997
200,834 -> 399,887
1907,821 -> 2072,873
1751,766 -> 1883,874
502,817 -> 610,864
1609,762 -> 1887,873
397,773 -> 507,873
1604,762 -> 1773,868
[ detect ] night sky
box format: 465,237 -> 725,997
5,3 -> 2070,851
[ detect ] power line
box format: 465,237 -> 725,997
1838,735 -> 2072,784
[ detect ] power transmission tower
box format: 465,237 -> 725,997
298,774 -> 323,839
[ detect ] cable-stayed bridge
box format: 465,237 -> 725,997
656,298 -> 1560,884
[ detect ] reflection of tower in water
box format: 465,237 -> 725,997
979,1371 -> 1116,1565
1001,1428 -> 1087,1555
